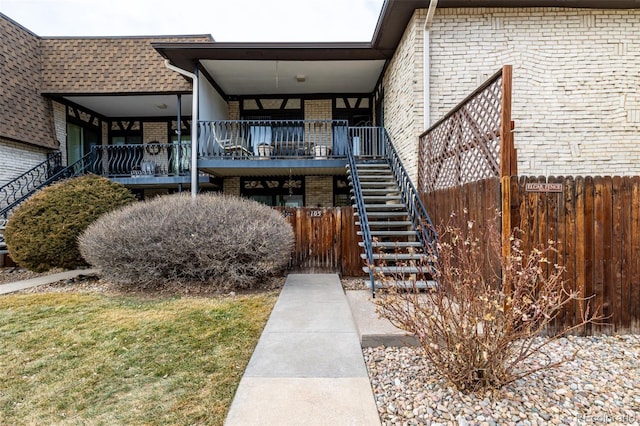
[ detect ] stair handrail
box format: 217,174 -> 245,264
346,141 -> 377,296
0,151 -> 96,220
382,129 -> 437,250
0,152 -> 62,212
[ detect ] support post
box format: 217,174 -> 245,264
500,65 -> 514,293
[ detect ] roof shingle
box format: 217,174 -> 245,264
40,35 -> 212,94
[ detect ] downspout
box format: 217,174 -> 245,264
176,94 -> 182,193
423,0 -> 438,128
164,59 -> 199,198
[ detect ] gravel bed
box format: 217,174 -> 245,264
365,335 -> 640,425
1,266 -> 285,297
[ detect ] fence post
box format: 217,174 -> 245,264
500,65 -> 514,293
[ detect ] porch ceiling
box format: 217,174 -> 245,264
61,94 -> 192,118
200,60 -> 386,96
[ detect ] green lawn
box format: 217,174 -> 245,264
0,291 -> 277,425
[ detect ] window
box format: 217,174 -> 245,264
66,123 -> 98,165
241,176 -> 304,207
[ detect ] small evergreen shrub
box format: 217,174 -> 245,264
79,193 -> 294,289
5,175 -> 136,272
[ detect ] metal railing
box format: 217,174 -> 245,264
0,151 -> 94,221
346,141 -> 376,295
0,152 -> 62,212
348,126 -> 387,158
91,142 -> 191,178
383,129 -> 437,250
198,120 -> 350,159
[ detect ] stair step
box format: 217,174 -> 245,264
358,230 -> 417,237
356,221 -> 413,227
367,280 -> 437,290
361,253 -> 426,260
354,211 -> 409,218
363,265 -> 425,274
358,181 -> 399,187
354,163 -> 388,168
357,175 -> 396,181
349,168 -> 388,173
360,204 -> 405,210
360,195 -> 402,202
360,241 -> 423,248
362,185 -> 398,196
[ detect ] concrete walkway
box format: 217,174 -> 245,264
225,273 -> 380,425
0,269 -> 99,295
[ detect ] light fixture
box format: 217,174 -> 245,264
295,74 -> 306,83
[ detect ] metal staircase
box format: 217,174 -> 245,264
346,129 -> 437,295
0,152 -> 95,254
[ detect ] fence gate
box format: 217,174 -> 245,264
275,207 -> 364,276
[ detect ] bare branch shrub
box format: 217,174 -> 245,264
375,212 -> 598,393
79,193 -> 294,290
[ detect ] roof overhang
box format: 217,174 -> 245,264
154,0 -> 639,99
49,93 -> 193,118
153,42 -> 388,97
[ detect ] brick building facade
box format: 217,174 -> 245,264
383,6 -> 640,179
3,1 -> 639,205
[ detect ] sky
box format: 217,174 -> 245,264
0,0 -> 385,42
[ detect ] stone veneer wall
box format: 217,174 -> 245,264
223,177 -> 240,197
305,176 -> 333,207
228,101 -> 240,120
428,8 -> 640,176
0,138 -> 49,187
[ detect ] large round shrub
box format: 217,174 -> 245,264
79,193 -> 294,289
5,174 -> 136,272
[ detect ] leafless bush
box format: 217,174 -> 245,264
79,193 -> 294,290
375,212 -> 598,392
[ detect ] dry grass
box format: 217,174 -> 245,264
0,289 -> 277,425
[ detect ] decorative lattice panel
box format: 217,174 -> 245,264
419,71 -> 504,193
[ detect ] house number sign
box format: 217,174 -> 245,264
525,183 -> 563,193
310,210 -> 323,217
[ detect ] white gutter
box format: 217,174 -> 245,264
423,0 -> 438,128
164,59 -> 199,198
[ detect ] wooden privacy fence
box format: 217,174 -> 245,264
274,207 -> 364,276
418,65 -> 640,333
505,176 -> 640,334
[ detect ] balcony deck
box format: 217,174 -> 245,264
86,121 -> 386,183
197,120 -> 385,176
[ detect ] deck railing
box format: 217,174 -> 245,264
198,120 -> 348,159
91,142 -> 191,178
0,152 -> 62,213
198,120 -> 387,160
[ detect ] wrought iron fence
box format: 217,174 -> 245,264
0,152 -> 62,213
0,151 -> 93,221
419,68 -> 506,193
91,142 -> 191,178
